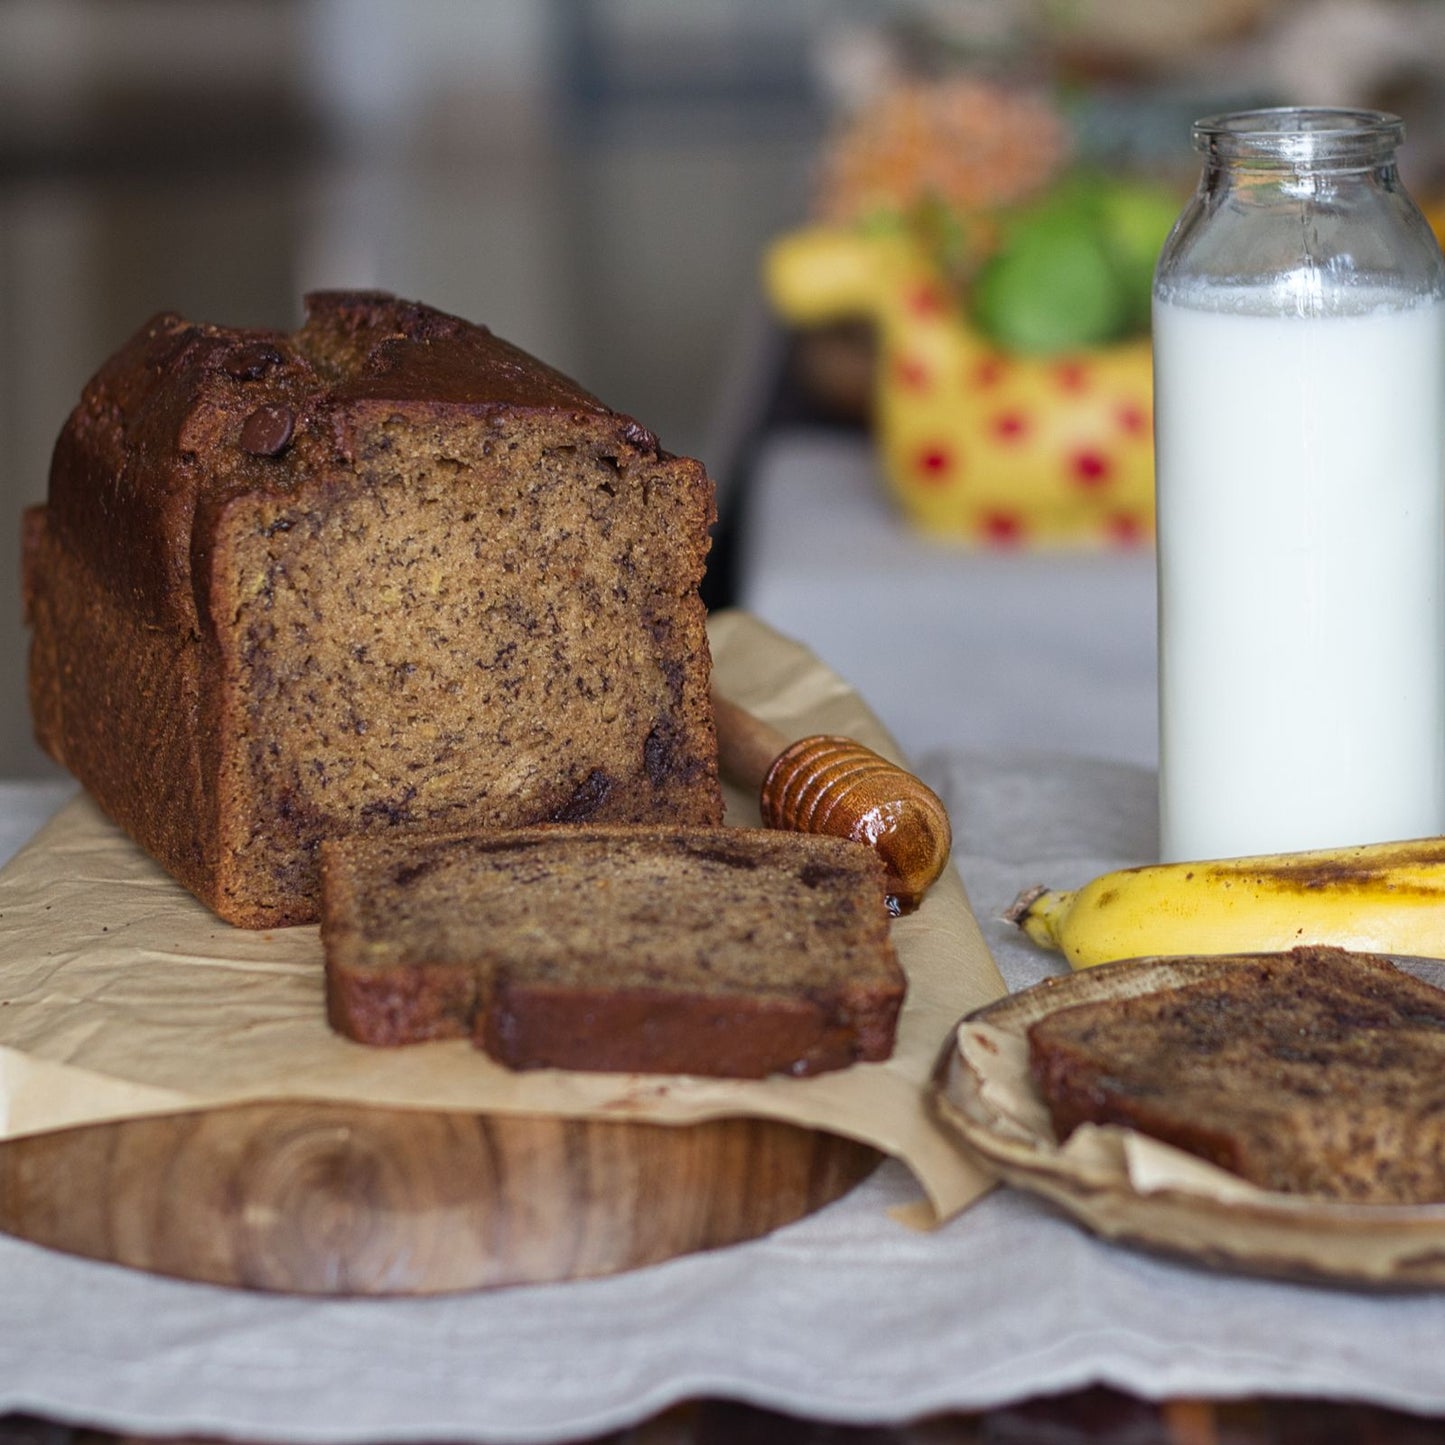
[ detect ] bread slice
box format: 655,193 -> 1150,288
1027,947 -> 1445,1204
320,825 -> 905,1078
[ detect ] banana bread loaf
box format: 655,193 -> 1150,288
320,825 -> 905,1078
1028,947 -> 1445,1204
23,292 -> 723,927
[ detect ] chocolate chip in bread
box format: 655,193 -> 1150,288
1027,947 -> 1445,1204
320,825 -> 906,1078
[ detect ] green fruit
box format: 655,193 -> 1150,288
971,211 -> 1127,352
968,175 -> 1183,350
1097,180 -> 1180,268
1093,180 -> 1181,329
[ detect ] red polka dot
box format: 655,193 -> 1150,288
916,445 -> 955,482
980,510 -> 1026,546
908,284 -> 948,317
991,411 -> 1028,442
1105,511 -> 1149,546
1116,402 -> 1148,435
972,356 -> 1007,388
1054,361 -> 1089,392
1070,450 -> 1112,487
895,355 -> 931,391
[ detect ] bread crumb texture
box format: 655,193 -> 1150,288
1028,946 -> 1445,1204
321,825 -> 906,1079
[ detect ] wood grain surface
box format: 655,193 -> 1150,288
0,1103 -> 879,1294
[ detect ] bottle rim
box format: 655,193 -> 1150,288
1192,107 -> 1404,168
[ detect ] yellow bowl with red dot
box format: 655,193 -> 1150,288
766,226 -> 1155,548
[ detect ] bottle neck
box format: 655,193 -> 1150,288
1199,154 -> 1399,206
1156,106 -> 1445,315
1193,107 -> 1403,177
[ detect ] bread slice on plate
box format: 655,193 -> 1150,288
320,824 -> 905,1079
1027,946 -> 1445,1204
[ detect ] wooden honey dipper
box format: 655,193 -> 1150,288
710,690 -> 953,911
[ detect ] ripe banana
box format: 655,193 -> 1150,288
1006,837 -> 1445,969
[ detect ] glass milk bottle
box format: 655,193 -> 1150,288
1153,108 -> 1445,861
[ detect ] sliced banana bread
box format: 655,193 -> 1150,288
320,825 -> 905,1078
24,292 -> 722,928
1028,947 -> 1445,1204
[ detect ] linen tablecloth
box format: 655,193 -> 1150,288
734,429 -> 1160,768
3,763 -> 1445,1445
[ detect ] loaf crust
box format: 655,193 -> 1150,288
25,292 -> 723,926
320,825 -> 906,1078
1027,947 -> 1445,1204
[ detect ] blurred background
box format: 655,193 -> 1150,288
6,0 -> 1445,778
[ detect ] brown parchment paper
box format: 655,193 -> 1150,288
0,610 -> 1006,1222
956,1020 -> 1276,1204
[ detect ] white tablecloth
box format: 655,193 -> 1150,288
3,764 -> 1445,1444
735,428 -> 1159,769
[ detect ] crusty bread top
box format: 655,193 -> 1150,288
1027,947 -> 1445,1203
45,290 -> 671,635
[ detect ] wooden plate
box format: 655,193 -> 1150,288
0,1102 -> 879,1295
931,955 -> 1445,1289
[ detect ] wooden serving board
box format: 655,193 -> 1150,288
0,1102 -> 880,1295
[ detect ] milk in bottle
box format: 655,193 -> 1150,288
1153,109 -> 1445,861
